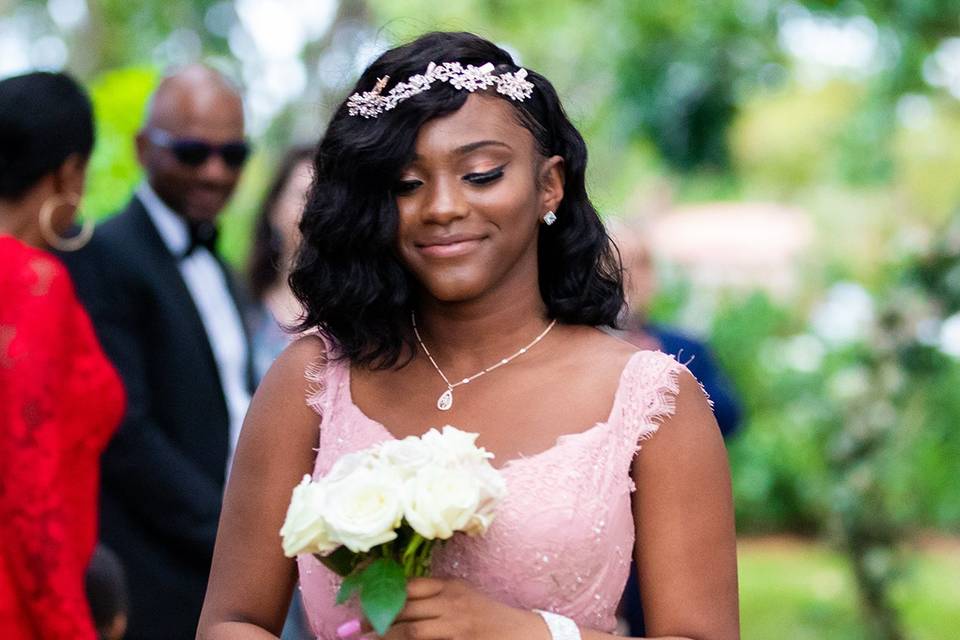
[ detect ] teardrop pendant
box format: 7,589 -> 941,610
437,388 -> 453,411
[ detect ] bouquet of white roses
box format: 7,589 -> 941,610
280,425 -> 507,635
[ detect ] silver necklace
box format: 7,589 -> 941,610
411,312 -> 558,411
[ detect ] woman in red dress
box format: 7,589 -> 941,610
0,72 -> 125,639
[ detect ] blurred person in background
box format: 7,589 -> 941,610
246,147 -> 315,639
612,221 -> 743,637
60,64 -> 255,640
613,222 -> 742,437
247,145 -> 314,381
0,71 -> 125,639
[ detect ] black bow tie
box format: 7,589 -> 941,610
182,221 -> 219,258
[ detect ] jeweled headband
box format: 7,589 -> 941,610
346,61 -> 535,119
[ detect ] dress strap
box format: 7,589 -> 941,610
607,351 -> 691,489
304,332 -> 336,419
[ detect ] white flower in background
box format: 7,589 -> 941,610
827,365 -> 872,402
811,282 -> 875,345
403,466 -> 482,540
938,312 -> 960,357
378,436 -> 434,478
422,425 -> 494,465
280,475 -> 338,557
780,334 -> 826,373
324,468 -> 404,553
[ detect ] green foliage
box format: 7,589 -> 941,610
613,0 -> 782,172
84,66 -> 158,221
358,558 -> 407,635
336,571 -> 362,605
333,556 -> 407,634
738,539 -> 960,640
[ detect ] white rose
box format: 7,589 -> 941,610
421,426 -> 493,465
324,450 -> 377,484
324,467 -> 404,553
280,475 -> 339,557
465,462 -> 507,535
402,466 -> 481,540
379,436 -> 434,478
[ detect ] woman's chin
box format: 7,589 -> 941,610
420,279 -> 488,304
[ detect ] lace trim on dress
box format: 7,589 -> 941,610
614,351 -> 704,493
304,331 -> 341,424
305,351 -> 329,418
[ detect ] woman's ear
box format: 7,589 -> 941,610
539,155 -> 565,214
53,152 -> 89,200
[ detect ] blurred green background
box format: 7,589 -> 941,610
3,1 -> 959,637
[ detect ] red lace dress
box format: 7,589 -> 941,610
0,236 -> 125,639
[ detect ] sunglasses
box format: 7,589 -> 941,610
146,129 -> 250,169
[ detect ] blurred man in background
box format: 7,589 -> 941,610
613,222 -> 742,436
62,65 -> 255,640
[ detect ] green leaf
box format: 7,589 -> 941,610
317,546 -> 357,577
358,558 -> 407,636
336,572 -> 362,606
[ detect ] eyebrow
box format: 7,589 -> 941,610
454,139 -> 512,155
412,139 -> 512,161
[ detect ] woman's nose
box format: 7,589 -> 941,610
420,176 -> 467,225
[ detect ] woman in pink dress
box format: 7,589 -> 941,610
198,32 -> 738,640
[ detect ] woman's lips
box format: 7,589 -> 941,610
416,237 -> 485,258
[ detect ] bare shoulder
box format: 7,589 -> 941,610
271,333 -> 327,378
243,334 -> 327,445
263,334 -> 327,395
635,365 -> 725,472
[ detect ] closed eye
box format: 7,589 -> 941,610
393,179 -> 423,195
464,164 -> 506,185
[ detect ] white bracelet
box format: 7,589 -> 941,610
534,609 -> 582,640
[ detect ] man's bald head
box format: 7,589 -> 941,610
137,65 -> 248,224
145,65 -> 242,130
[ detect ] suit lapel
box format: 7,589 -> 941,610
127,198 -> 227,398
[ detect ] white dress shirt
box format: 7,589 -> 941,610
138,182 -> 251,480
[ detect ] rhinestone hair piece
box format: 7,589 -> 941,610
346,61 -> 535,119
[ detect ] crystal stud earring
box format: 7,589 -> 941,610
543,210 -> 557,226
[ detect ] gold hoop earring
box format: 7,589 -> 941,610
38,193 -> 93,252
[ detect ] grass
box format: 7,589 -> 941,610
738,536 -> 960,640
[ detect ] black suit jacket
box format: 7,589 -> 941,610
61,196 -> 254,640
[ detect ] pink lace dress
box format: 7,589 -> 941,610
297,346 -> 686,638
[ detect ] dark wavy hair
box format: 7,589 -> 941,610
0,71 -> 94,200
248,144 -> 316,302
291,31 -> 624,368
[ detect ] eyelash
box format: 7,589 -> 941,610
465,165 -> 506,185
394,164 -> 507,195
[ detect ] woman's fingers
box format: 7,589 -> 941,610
383,618 -> 452,640
406,577 -> 446,599
395,596 -> 446,622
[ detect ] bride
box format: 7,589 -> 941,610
197,31 -> 738,640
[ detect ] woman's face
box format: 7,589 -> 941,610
394,94 -> 563,304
